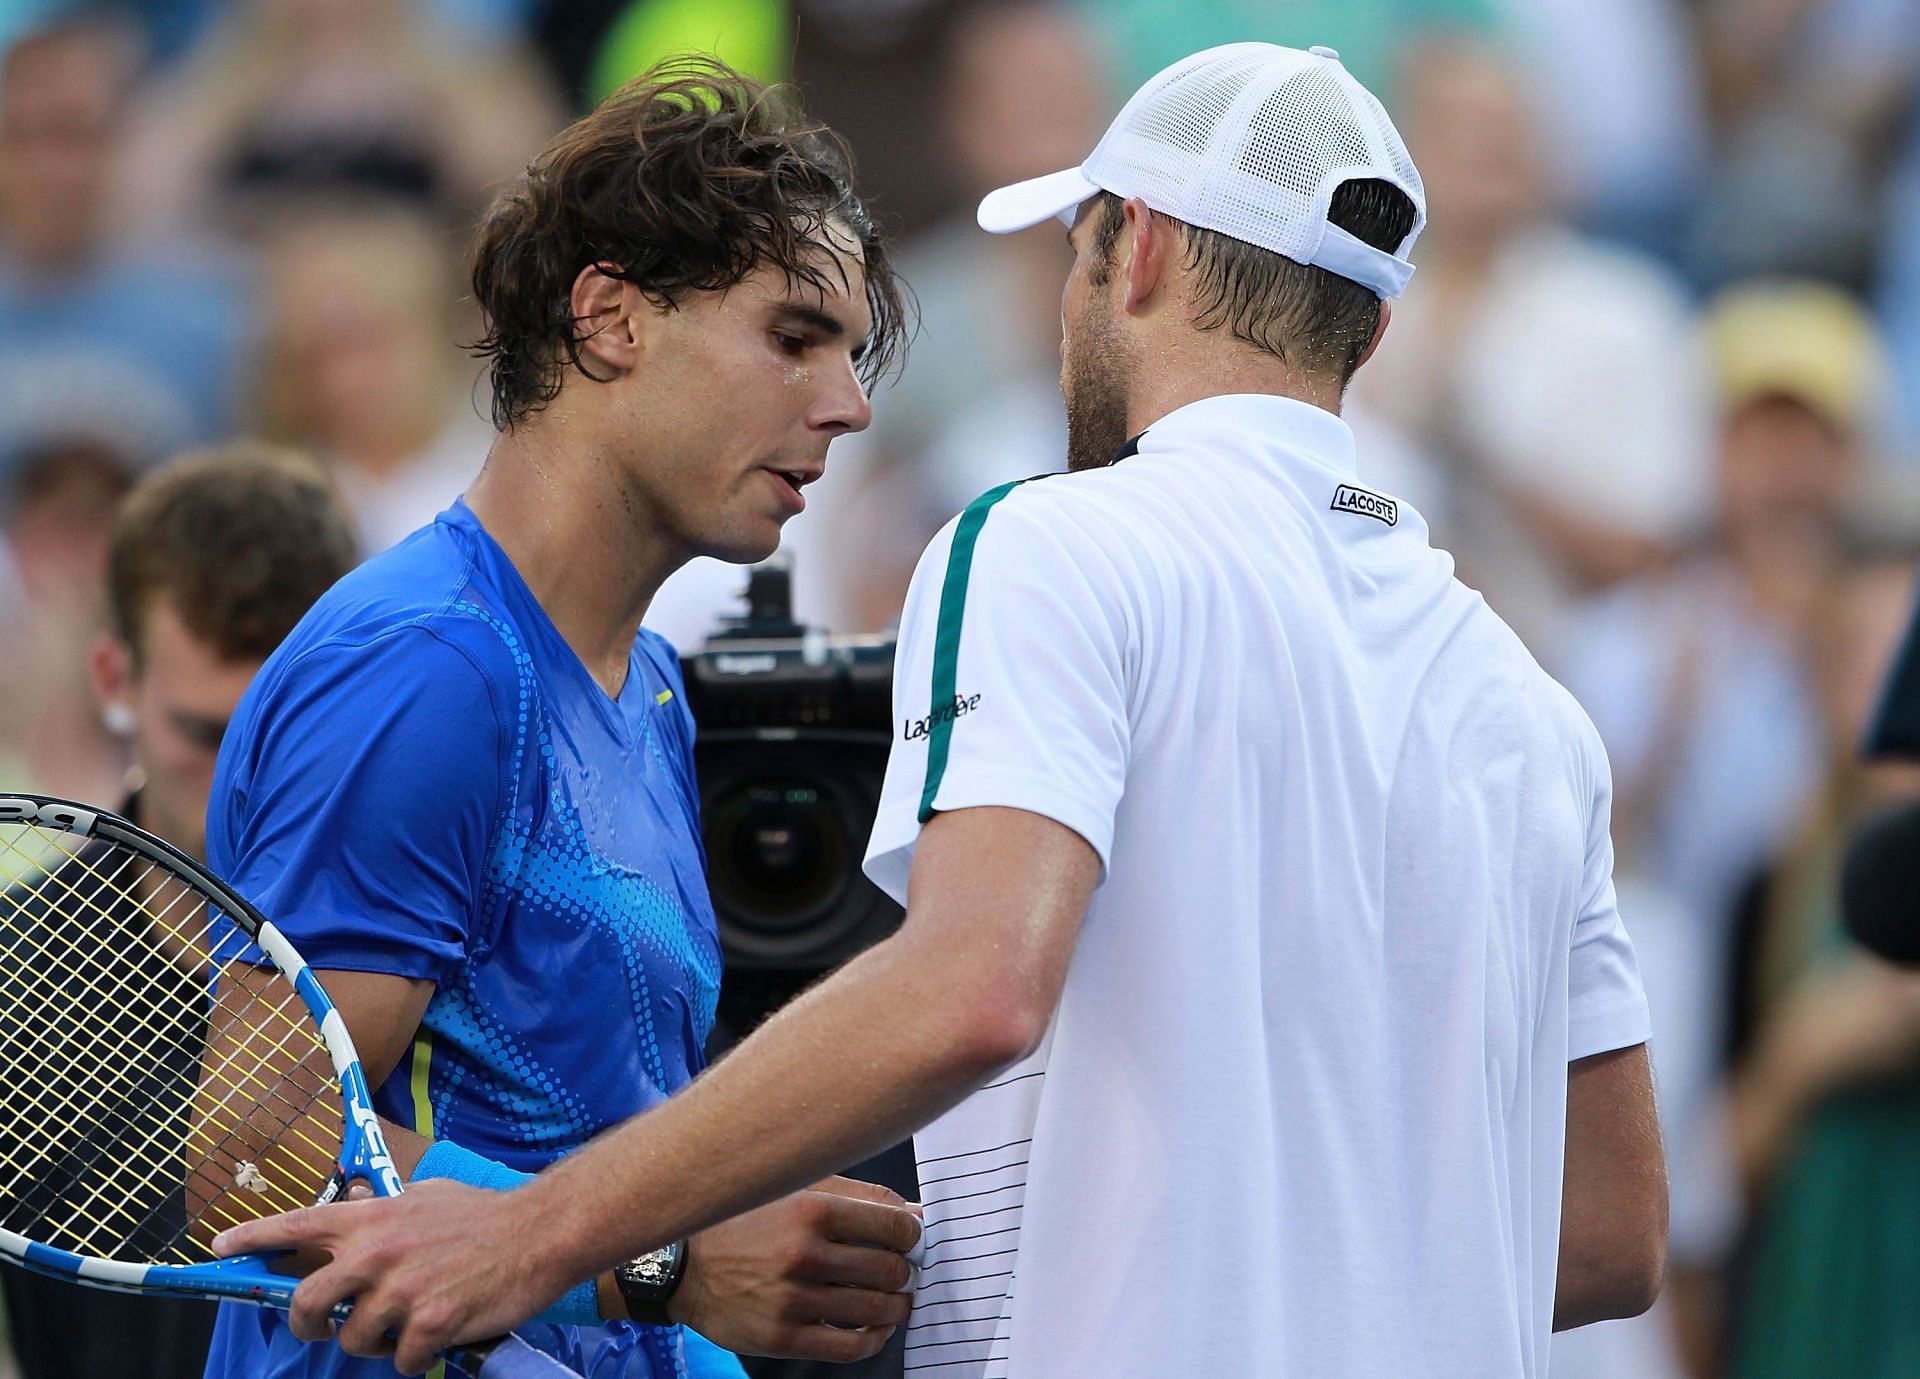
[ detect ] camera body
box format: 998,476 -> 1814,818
681,566 -> 922,1379
678,564 -> 902,981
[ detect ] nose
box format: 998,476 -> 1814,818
813,354 -> 874,436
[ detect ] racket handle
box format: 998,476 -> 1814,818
447,1334 -> 585,1379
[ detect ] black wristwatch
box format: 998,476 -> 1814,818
613,1240 -> 688,1326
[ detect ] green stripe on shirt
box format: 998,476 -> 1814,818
918,480 -> 1026,822
409,1031 -> 435,1139
409,1032 -> 444,1379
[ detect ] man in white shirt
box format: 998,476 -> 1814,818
220,43 -> 1669,1378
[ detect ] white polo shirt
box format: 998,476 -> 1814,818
863,393 -> 1650,1379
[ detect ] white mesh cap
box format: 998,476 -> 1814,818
977,43 -> 1427,298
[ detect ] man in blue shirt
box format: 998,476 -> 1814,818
200,57 -> 918,1379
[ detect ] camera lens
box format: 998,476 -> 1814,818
706,779 -> 851,930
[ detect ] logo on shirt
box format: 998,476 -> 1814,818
903,693 -> 983,741
1330,483 -> 1398,527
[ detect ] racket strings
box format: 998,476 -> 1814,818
0,822 -> 338,1120
1,975 -> 331,1260
0,894 -> 210,1074
188,975 -> 343,1239
2,826 -> 325,1070
0,942 -> 337,1258
0,925 -> 210,1256
0,823 -> 345,1266
7,828 -> 210,981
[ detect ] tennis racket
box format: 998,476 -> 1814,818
0,793 -> 580,1379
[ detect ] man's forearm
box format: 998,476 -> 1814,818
517,926 -> 1032,1287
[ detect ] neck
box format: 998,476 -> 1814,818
1125,341 -> 1346,434
464,419 -> 686,697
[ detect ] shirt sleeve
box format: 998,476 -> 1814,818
863,482 -> 1130,903
680,1330 -> 749,1379
1567,733 -> 1654,1062
211,625 -> 509,984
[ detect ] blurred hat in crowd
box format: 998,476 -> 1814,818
976,42 -> 1426,299
1702,280 -> 1888,433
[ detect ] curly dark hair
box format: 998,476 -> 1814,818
471,58 -> 908,430
109,442 -> 358,667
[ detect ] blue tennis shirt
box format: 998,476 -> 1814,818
203,501 -> 738,1379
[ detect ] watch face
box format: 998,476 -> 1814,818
618,1242 -> 683,1298
622,1249 -> 674,1288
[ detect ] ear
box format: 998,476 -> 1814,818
569,264 -> 642,375
1353,300 -> 1392,372
1119,197 -> 1175,315
90,633 -> 134,729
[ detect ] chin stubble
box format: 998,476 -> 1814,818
1062,304 -> 1133,473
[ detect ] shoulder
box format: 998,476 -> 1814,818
897,473 -> 1143,674
234,545 -> 525,772
1532,667 -> 1615,815
919,469 -> 1152,583
226,622 -> 513,815
265,523 -> 531,701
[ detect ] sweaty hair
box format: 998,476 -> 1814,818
470,56 -> 908,430
1091,178 -> 1418,383
108,442 -> 358,667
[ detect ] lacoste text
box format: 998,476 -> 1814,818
1331,484 -> 1398,526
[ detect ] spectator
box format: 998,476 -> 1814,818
0,439 -> 134,808
1564,282 -> 1887,969
1,439 -> 358,1379
0,13 -> 247,481
1349,36 -> 1712,657
1722,543 -> 1920,1379
251,201 -> 488,556
815,0 -> 1106,630
1692,0 -> 1911,290
1489,0 -> 1707,258
1074,0 -> 1500,109
1557,280 -> 1892,1377
114,0 -> 563,243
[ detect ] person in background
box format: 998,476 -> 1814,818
0,13 -> 246,482
1564,282 -> 1887,970
1722,543 -> 1920,1379
0,439 -> 359,1379
1349,35 -> 1711,657
746,0 -> 1107,636
1556,281 -> 1891,1377
1075,0 -> 1500,107
0,439 -> 136,807
251,200 -> 490,557
113,0 -> 562,243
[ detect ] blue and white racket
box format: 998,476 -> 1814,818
0,794 -> 579,1379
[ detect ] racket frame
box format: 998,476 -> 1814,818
0,793 -> 403,1309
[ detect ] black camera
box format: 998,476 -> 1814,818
681,561 -> 918,1379
679,561 -> 902,988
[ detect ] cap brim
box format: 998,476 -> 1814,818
977,166 -> 1101,234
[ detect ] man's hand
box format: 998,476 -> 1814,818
213,1179 -> 571,1374
668,1177 -> 920,1362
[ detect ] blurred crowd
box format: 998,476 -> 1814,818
4,1 -> 1920,1376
